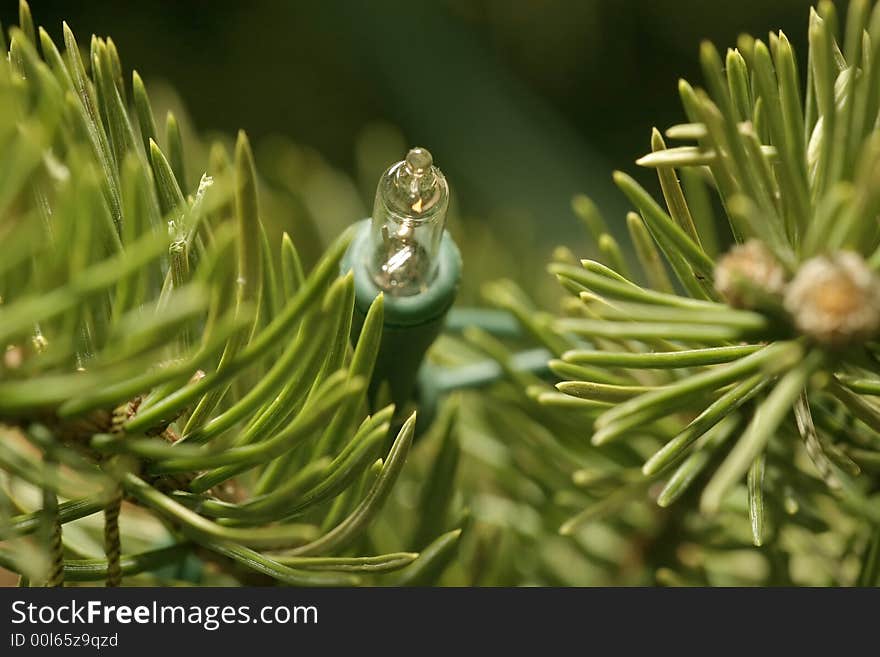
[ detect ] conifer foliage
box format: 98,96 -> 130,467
479,0 -> 880,584
0,1 -> 451,586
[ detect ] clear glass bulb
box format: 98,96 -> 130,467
368,147 -> 449,296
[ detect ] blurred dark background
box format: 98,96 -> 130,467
9,0 -> 821,294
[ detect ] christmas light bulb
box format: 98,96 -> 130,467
342,145 -> 461,412
368,147 -> 449,296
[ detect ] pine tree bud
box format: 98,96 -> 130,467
714,240 -> 786,308
784,252 -> 880,346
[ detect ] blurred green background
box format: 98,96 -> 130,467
10,0 -> 818,295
